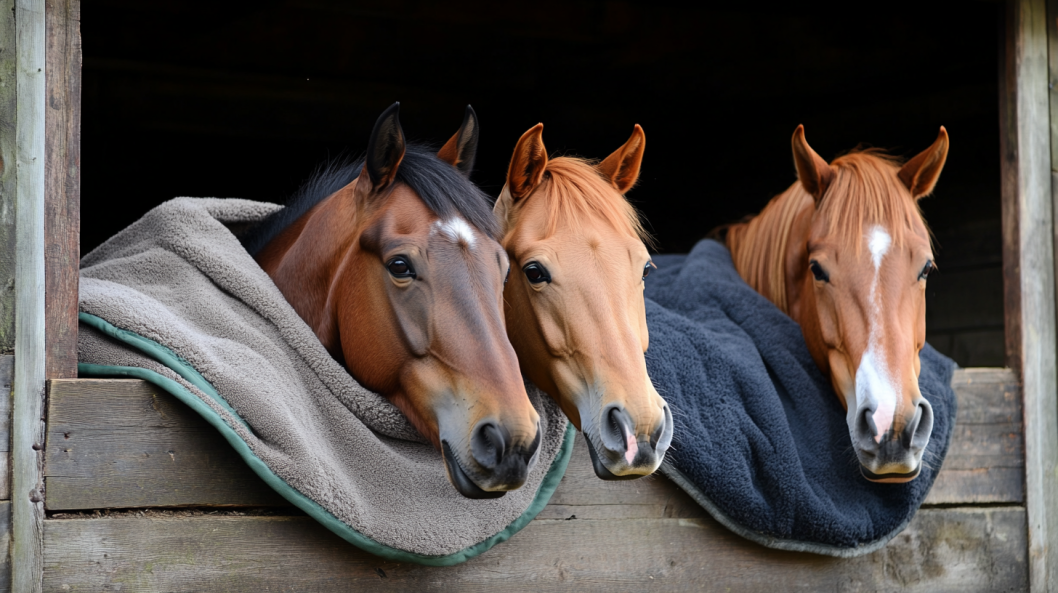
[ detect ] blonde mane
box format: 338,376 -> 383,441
727,150 -> 927,314
507,157 -> 649,244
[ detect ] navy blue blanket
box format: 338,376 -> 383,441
643,239 -> 956,556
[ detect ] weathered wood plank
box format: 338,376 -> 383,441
40,507 -> 1027,592
1004,0 -> 1058,590
45,371 -> 1022,511
43,0 -> 79,381
44,379 -> 288,509
0,355 -> 13,501
0,0 -> 16,355
927,368 -> 1023,504
13,0 -> 49,590
0,501 -> 12,593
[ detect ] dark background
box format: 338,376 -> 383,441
81,0 -> 1004,366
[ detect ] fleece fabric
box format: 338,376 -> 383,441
76,197 -> 574,565
642,239 -> 956,557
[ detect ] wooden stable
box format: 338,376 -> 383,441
1,0 -> 1057,591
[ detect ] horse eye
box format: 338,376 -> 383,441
809,260 -> 829,283
504,267 -> 510,285
387,257 -> 415,279
523,262 -> 551,284
642,261 -> 655,281
919,260 -> 934,281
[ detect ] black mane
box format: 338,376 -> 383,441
241,144 -> 499,256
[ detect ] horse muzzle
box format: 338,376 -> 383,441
851,397 -> 933,483
441,420 -> 542,499
585,403 -> 673,480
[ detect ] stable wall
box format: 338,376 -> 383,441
78,0 -> 1005,366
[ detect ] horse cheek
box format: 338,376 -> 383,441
393,287 -> 431,357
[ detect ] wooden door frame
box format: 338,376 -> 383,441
6,0 -> 79,591
1004,0 -> 1058,589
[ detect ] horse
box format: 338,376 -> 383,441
242,103 -> 542,499
725,125 -> 949,483
493,123 -> 674,480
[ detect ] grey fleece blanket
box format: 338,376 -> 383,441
77,198 -> 573,565
643,240 -> 956,556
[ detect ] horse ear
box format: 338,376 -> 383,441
597,124 -> 646,193
363,102 -> 406,192
507,123 -> 548,201
437,105 -> 480,176
792,125 -> 833,204
899,127 -> 949,200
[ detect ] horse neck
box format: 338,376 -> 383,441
726,183 -> 814,315
257,190 -> 360,351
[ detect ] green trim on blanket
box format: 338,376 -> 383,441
78,312 -> 248,430
78,313 -> 576,566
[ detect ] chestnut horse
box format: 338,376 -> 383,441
493,123 -> 673,480
243,103 -> 541,499
726,125 -> 949,482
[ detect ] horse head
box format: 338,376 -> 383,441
786,126 -> 948,482
256,104 -> 541,498
494,123 -> 673,480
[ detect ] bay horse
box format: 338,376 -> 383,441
493,123 -> 673,480
243,103 -> 541,499
726,125 -> 949,483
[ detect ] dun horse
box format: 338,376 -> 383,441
243,103 -> 541,498
726,125 -> 949,482
494,124 -> 674,480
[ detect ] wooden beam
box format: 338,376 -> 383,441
0,0 -> 16,354
43,372 -> 1023,509
1003,0 -> 1058,590
44,379 -> 288,510
12,0 -> 47,591
40,507 -> 1027,592
43,0 -> 79,380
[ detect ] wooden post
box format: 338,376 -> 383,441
11,0 -> 47,591
0,3 -> 16,355
1004,0 -> 1058,590
43,0 -> 79,380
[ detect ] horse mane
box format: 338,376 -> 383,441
510,156 -> 649,244
241,144 -> 499,256
727,149 -> 926,314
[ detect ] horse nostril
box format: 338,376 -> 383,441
600,405 -> 634,455
906,400 -> 934,450
901,406 -> 920,448
860,408 -> 878,439
471,422 -> 508,470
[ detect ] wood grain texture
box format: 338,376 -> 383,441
1002,0 -> 1023,375
0,501 -> 12,593
44,379 -> 289,510
0,0 -> 16,354
0,355 -> 13,501
40,507 -> 1027,592
1006,1 -> 1058,590
45,370 -> 1023,512
13,0 -> 48,590
926,368 -> 1023,504
43,0 -> 79,381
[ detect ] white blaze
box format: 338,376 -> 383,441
431,217 -> 477,248
856,227 -> 898,442
868,228 -> 891,269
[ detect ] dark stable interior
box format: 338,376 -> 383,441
81,0 -> 1003,366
